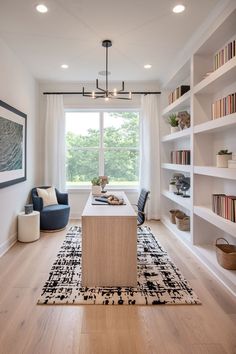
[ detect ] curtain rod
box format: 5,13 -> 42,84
43,91 -> 161,95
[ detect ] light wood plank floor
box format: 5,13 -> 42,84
0,220 -> 236,354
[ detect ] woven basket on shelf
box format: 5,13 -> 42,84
175,213 -> 190,231
169,210 -> 185,224
215,238 -> 236,270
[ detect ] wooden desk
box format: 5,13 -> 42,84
81,192 -> 137,287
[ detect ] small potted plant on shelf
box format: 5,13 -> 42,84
91,177 -> 102,195
216,149 -> 232,168
168,113 -> 179,133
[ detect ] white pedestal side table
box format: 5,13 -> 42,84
18,211 -> 40,242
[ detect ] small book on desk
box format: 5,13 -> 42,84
92,196 -> 109,205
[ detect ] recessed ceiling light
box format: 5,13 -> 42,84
172,4 -> 185,13
36,4 -> 48,13
61,64 -> 69,69
144,64 -> 152,69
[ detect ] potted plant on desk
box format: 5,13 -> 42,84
91,177 -> 102,196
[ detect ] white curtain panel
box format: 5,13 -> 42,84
140,95 -> 160,220
44,95 -> 66,191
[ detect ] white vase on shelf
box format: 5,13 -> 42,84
169,184 -> 176,193
170,126 -> 179,134
216,154 -> 232,168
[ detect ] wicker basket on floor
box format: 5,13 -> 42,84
215,238 -> 236,270
175,213 -> 190,231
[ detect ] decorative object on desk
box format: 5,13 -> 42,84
24,204 -> 33,214
179,176 -> 190,198
176,111 -> 190,130
107,194 -> 124,205
99,175 -> 109,193
216,149 -> 232,168
168,113 -> 179,133
91,176 -> 102,196
215,238 -> 236,270
0,100 -> 27,189
38,225 -> 200,305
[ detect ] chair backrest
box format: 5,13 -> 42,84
137,188 -> 150,226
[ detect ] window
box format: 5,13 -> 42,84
65,111 -> 139,187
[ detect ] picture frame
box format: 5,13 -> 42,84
0,100 -> 27,188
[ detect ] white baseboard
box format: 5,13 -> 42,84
69,214 -> 81,220
0,233 -> 17,258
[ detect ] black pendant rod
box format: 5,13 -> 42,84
43,91 -> 161,95
105,42 -> 108,96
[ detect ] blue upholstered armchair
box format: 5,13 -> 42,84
31,186 -> 70,231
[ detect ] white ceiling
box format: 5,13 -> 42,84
0,0 -> 223,84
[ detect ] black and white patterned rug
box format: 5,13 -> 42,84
38,226 -> 201,305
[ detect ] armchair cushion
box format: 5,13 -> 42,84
37,187 -> 58,207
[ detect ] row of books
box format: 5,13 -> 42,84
211,92 -> 236,119
212,194 -> 236,223
170,150 -> 191,165
168,85 -> 190,105
214,39 -> 236,71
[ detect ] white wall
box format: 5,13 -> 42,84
0,38 -> 39,256
39,80 -> 160,218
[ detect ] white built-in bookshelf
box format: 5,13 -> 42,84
160,5 -> 236,296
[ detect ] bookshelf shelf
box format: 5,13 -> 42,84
160,4 -> 236,296
162,190 -> 191,210
193,56 -> 236,95
161,163 -> 191,172
161,128 -> 192,142
161,215 -> 191,246
161,91 -> 191,116
194,206 -> 236,239
193,245 -> 236,296
194,113 -> 236,134
194,166 -> 236,180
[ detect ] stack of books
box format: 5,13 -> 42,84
212,194 -> 236,222
170,150 -> 191,165
228,152 -> 236,169
214,39 -> 236,71
168,85 -> 190,104
211,92 -> 236,119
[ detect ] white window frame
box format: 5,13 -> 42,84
65,108 -> 140,191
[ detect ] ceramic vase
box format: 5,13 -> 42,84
216,154 -> 232,168
170,126 -> 179,134
92,185 -> 101,196
169,184 -> 176,193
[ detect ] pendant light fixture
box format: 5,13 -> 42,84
82,40 -> 132,101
